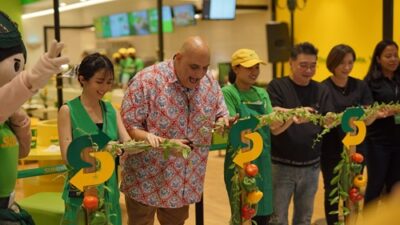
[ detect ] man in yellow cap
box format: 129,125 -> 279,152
222,49 -> 289,225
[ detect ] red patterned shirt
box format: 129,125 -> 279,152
120,60 -> 228,208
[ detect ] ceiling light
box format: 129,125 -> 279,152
22,0 -> 116,19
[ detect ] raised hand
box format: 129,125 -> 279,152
26,40 -> 69,91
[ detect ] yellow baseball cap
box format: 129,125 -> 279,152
231,49 -> 266,68
112,52 -> 121,59
127,47 -> 136,55
118,48 -> 127,55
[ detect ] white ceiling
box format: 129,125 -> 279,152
22,0 -> 268,14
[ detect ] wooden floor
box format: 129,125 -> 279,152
16,151 -> 328,225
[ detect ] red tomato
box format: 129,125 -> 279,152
241,204 -> 256,220
245,164 -> 259,177
349,187 -> 359,195
351,153 -> 364,163
83,195 -> 99,210
348,187 -> 363,202
356,193 -> 364,201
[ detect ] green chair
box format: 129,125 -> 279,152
18,192 -> 64,225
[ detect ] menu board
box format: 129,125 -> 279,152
94,6 -> 176,38
148,6 -> 173,33
128,10 -> 150,35
173,4 -> 196,26
109,13 -> 130,37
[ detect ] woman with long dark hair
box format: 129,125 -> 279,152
364,40 -> 400,205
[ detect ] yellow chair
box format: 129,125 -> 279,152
21,119 -> 64,197
37,119 -> 59,146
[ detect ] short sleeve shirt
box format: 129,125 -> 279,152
120,60 -> 228,208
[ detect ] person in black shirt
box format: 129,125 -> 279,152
321,44 -> 373,225
267,42 -> 334,225
364,40 -> 400,205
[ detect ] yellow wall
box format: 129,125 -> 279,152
0,1 -> 22,29
276,0 -> 385,81
395,0 -> 400,44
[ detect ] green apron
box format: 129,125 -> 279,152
61,97 -> 121,225
224,86 -> 273,216
0,122 -> 19,199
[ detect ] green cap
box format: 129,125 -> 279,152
0,11 -> 27,62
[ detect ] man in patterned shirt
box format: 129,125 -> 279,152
120,36 -> 229,225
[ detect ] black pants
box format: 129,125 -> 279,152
365,143 -> 400,205
0,197 -> 9,209
253,215 -> 271,225
320,154 -> 341,225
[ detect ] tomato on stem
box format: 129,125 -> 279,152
348,187 -> 363,203
351,153 -> 364,163
83,195 -> 99,210
245,164 -> 259,177
241,204 -> 256,220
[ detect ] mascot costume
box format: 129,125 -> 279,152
0,11 -> 69,224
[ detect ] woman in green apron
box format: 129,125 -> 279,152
58,53 -> 131,225
223,49 -> 288,225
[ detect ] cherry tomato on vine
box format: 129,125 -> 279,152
349,187 -> 359,195
351,153 -> 364,163
348,187 -> 363,202
241,204 -> 256,220
349,192 -> 358,202
356,193 -> 364,201
245,164 -> 259,177
83,195 -> 99,210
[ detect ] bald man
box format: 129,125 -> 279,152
120,36 -> 229,225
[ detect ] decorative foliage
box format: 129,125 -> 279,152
328,106 -> 369,225
110,139 -> 192,159
227,117 -> 264,225
214,103 -> 400,148
65,130 -> 116,225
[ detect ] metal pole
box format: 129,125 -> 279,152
157,0 -> 164,61
383,0 -> 393,40
271,0 -> 277,79
53,0 -> 64,109
287,0 -> 296,48
289,10 -> 294,48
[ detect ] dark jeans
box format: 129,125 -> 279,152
253,215 -> 271,225
365,143 -> 400,204
271,163 -> 320,225
320,155 -> 341,225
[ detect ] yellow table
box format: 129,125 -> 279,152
24,145 -> 62,161
20,145 -> 64,198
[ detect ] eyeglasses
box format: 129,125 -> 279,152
298,63 -> 317,70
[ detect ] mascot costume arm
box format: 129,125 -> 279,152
0,10 -> 69,219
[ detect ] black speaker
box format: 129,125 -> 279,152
266,22 -> 291,63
